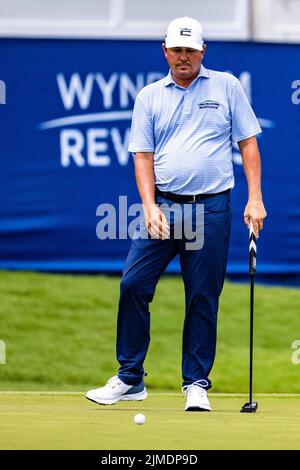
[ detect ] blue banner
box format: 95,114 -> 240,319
0,39 -> 299,284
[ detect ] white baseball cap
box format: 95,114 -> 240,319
165,16 -> 204,52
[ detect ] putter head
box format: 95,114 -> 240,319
240,402 -> 258,413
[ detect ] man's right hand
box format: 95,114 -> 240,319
143,203 -> 170,240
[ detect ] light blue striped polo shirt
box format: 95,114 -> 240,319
128,65 -> 262,195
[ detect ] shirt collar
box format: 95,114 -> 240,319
164,65 -> 210,87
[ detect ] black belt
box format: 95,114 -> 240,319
155,187 -> 229,203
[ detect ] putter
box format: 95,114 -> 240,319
241,220 -> 258,413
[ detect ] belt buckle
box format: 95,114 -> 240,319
188,195 -> 196,203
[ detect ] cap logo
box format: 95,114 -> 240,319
180,27 -> 192,36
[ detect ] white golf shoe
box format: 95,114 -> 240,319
183,383 -> 211,412
85,375 -> 148,405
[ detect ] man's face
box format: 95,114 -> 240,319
162,44 -> 205,82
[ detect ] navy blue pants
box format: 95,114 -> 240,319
116,190 -> 232,390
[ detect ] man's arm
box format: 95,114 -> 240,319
238,136 -> 267,237
134,152 -> 169,239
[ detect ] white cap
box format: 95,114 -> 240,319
165,17 -> 204,52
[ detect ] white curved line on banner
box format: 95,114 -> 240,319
258,118 -> 275,129
38,112 -> 275,131
38,110 -> 133,130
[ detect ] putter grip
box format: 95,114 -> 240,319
249,221 -> 257,275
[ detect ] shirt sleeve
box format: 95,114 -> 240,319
128,95 -> 154,153
230,79 -> 262,143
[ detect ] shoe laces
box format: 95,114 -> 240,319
182,380 -> 207,397
106,372 -> 147,389
107,375 -> 123,389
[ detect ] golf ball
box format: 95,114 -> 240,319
134,413 -> 146,425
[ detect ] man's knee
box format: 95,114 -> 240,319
121,272 -> 139,291
120,274 -> 154,303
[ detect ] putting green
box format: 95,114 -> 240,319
0,392 -> 299,450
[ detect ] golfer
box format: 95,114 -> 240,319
86,17 -> 267,411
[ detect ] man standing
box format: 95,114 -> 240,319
86,17 -> 267,411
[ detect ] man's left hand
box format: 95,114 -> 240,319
243,199 -> 267,238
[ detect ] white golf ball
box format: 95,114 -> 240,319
134,413 -> 146,425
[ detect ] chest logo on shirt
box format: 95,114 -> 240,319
198,100 -> 220,110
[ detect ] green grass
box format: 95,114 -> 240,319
0,392 -> 299,449
0,270 -> 300,392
